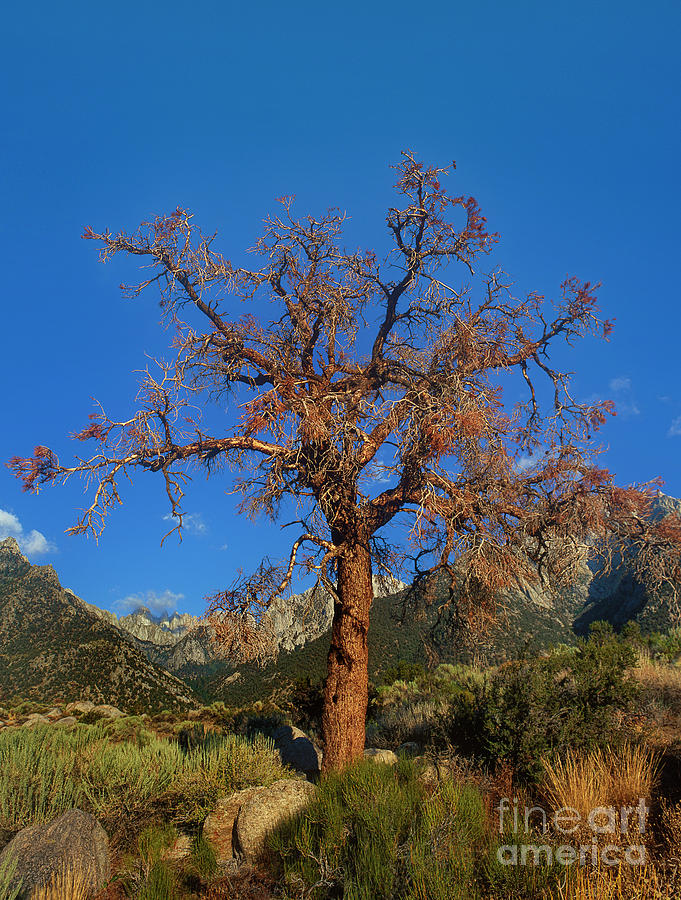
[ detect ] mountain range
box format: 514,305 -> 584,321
1,494 -> 679,711
0,537 -> 197,712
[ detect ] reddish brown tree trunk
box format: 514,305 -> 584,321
321,543 -> 373,772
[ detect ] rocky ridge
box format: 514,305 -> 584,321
0,538 -> 198,712
84,574 -> 408,673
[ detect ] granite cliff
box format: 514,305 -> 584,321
84,575 -> 407,674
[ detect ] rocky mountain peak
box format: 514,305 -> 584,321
81,574 -> 410,673
266,574 -> 408,653
0,536 -> 23,554
117,606 -> 200,646
653,493 -> 681,519
31,563 -> 62,588
0,546 -> 197,711
0,536 -> 31,581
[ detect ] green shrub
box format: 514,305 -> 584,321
0,723 -> 289,840
366,698 -> 450,748
270,759 -> 422,900
11,701 -> 43,716
103,716 -> 153,746
269,760 -> 561,899
175,722 -> 213,754
124,824 -> 179,900
79,709 -> 107,725
0,852 -> 21,900
185,832 -> 218,880
137,862 -> 178,900
366,663 -> 486,749
405,780 -> 490,900
623,621 -> 681,663
0,726 -> 88,828
380,660 -> 425,686
363,627 -> 638,782
285,677 -> 325,733
446,622 -> 639,782
161,732 -> 290,830
137,823 -> 177,867
241,710 -> 290,740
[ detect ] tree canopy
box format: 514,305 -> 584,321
10,153 -> 681,769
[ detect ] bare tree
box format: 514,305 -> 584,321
9,153 -> 681,770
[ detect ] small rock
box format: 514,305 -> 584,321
93,705 -> 125,719
363,748 -> 398,765
273,725 -> 322,775
23,714 -> 51,728
203,787 -> 263,863
397,742 -> 420,757
161,833 -> 192,862
65,701 -> 96,715
235,780 -> 316,862
54,716 -> 78,728
0,808 -> 110,898
415,759 -> 439,784
412,756 -> 458,784
44,707 -> 62,720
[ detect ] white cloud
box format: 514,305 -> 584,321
0,510 -> 21,534
22,530 -> 53,554
668,416 -> 681,437
115,589 -> 185,616
515,454 -> 536,472
609,377 -> 631,392
0,508 -> 55,556
605,377 -> 640,417
162,512 -> 207,535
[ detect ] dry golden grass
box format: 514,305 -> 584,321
31,865 -> 92,900
540,746 -> 678,900
541,744 -> 658,844
658,799 -> 681,855
633,654 -> 681,745
635,652 -> 681,687
550,859 -> 677,900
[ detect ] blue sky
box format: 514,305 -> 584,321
1,1 -> 680,617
